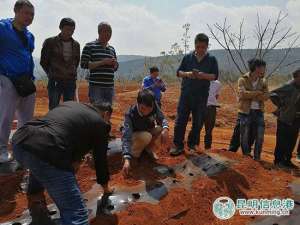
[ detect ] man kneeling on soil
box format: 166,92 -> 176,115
12,101 -> 113,225
122,89 -> 169,177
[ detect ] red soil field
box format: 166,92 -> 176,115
0,81 -> 298,225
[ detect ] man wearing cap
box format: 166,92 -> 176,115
40,18 -> 80,110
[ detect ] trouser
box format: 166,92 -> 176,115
274,119 -> 300,163
173,92 -> 207,149
156,100 -> 162,109
47,79 -> 76,110
240,110 -> 265,160
13,145 -> 89,225
88,84 -> 114,105
131,127 -> 162,158
204,105 -> 217,149
298,137 -> 300,156
0,75 -> 35,155
229,115 -> 256,152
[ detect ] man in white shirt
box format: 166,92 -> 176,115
204,80 -> 221,150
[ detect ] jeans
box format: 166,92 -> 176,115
274,119 -> 299,163
48,79 -> 76,110
0,75 -> 35,154
240,110 -> 265,159
204,106 -> 217,149
156,100 -> 162,109
13,145 -> 89,225
173,92 -> 207,149
88,85 -> 114,105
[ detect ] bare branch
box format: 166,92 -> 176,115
281,59 -> 300,68
262,11 -> 283,57
267,35 -> 300,78
225,22 -> 248,71
207,20 -> 245,74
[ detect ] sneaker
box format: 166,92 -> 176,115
0,151 -> 13,163
169,147 -> 184,156
296,155 -> 300,162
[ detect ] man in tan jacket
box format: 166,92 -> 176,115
236,58 -> 269,160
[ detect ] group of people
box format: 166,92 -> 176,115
0,1 -> 299,225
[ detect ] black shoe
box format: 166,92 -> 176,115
108,133 -> 116,142
188,144 -> 197,152
29,208 -> 55,225
205,146 -> 211,151
169,147 -> 184,156
243,153 -> 252,157
275,161 -> 291,170
285,161 -> 298,169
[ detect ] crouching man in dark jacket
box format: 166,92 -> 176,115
122,89 -> 169,177
12,101 -> 113,225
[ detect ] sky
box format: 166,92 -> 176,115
1,0 -> 299,57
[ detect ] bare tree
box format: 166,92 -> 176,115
182,23 -> 191,55
207,11 -> 299,79
159,24 -> 189,77
158,42 -> 184,77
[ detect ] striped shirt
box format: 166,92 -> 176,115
80,40 -> 117,87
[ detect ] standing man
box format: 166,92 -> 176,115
81,22 -> 118,105
237,59 -> 269,160
0,0 -> 35,163
170,33 -> 219,156
271,68 -> 300,169
297,139 -> 300,162
142,66 -> 166,108
203,79 -> 222,150
12,101 -> 113,225
40,18 -> 80,110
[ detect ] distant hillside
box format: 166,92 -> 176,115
33,48 -> 300,80
117,55 -> 145,62
116,48 -> 300,80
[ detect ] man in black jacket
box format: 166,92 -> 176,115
12,101 -> 112,225
270,69 -> 300,169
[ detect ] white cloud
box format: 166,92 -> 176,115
181,2 -> 289,49
0,0 -> 299,56
286,0 -> 300,35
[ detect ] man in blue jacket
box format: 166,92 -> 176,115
142,66 -> 166,108
0,0 -> 35,163
170,33 -> 219,156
